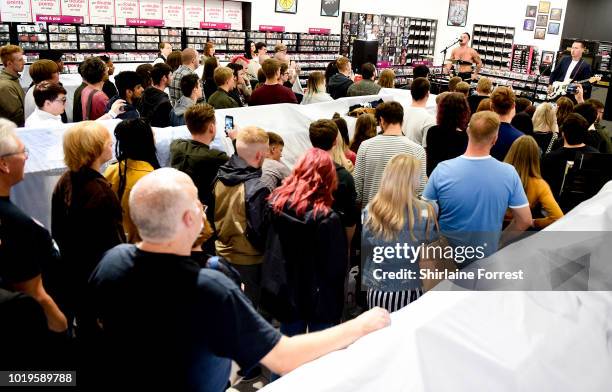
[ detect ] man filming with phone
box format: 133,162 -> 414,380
548,40 -> 593,100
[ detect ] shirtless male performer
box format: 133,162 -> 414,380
446,32 -> 483,81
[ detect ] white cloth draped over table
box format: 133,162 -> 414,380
261,181 -> 612,392
12,89 -> 434,229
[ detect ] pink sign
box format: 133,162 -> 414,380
36,14 -> 84,23
259,25 -> 285,32
126,18 -> 165,26
200,22 -> 231,30
308,28 -> 331,34
376,61 -> 391,68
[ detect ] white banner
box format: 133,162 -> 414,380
60,0 -> 88,18
31,0 -> 61,19
1,0 -> 33,22
204,0 -> 223,23
139,0 -> 162,20
223,0 -> 242,30
184,0 -> 204,28
114,0 -> 139,25
162,0 -> 183,27
89,0 -> 114,25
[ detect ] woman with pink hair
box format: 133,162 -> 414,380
263,148 -> 347,337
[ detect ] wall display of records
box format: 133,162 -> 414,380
298,34 -> 340,52
47,24 -> 78,50
472,24 -> 515,70
186,29 -> 247,52
17,24 -> 49,51
341,12 -> 437,66
160,28 -> 182,45
110,27 -> 137,51
0,24 -> 11,47
136,27 -> 161,51
79,26 -> 106,50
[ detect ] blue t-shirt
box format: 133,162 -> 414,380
423,155 -> 528,256
491,122 -> 524,161
89,244 -> 281,392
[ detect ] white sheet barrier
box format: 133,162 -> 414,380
12,89 -> 432,229
261,182 -> 612,392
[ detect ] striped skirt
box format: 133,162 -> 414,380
367,288 -> 424,313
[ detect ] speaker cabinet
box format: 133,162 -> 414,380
352,40 -> 379,72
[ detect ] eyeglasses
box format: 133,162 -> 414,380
54,97 -> 67,103
1,146 -> 29,159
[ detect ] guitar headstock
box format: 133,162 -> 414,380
590,74 -> 602,83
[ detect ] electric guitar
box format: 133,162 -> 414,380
547,74 -> 602,100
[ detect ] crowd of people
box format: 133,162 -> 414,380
1,40 -> 611,390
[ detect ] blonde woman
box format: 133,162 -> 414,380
362,154 -> 438,312
378,69 -> 395,88
504,136 -> 563,229
301,71 -> 333,104
51,121 -> 125,328
532,103 -> 559,154
331,131 -> 353,173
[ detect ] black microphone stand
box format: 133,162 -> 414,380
532,63 -> 552,102
436,38 -> 461,92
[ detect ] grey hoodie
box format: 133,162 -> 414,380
169,96 -> 195,127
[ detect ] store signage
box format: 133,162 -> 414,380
126,18 -> 164,26
259,25 -> 285,32
36,14 -> 84,23
308,28 -> 330,34
376,61 -> 391,68
200,22 -> 230,30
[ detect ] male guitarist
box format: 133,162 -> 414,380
548,40 -> 593,100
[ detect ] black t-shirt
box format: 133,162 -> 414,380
425,125 -> 469,176
333,164 -> 358,227
89,244 -> 281,391
541,145 -> 600,198
0,196 -> 56,287
467,95 -> 488,114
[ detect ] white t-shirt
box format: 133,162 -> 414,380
402,106 -> 436,147
24,107 -> 63,128
24,86 -> 37,121
563,60 -> 579,82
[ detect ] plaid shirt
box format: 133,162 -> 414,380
169,65 -> 195,105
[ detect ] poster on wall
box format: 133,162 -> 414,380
89,0 -> 115,24
275,0 -> 297,14
205,0 -> 224,23
523,19 -> 535,31
184,0 -> 205,28
321,0 -> 340,17
114,0 -> 139,25
525,6 -> 537,17
548,22 -> 560,35
447,0 -> 469,27
162,0 -> 184,27
223,0 -> 243,30
538,1 -> 550,14
536,14 -> 548,27
32,0 -> 61,19
534,27 -> 546,39
0,0 -> 32,22
139,0 -> 163,20
60,0 -> 89,18
550,8 -> 562,21
541,50 -> 555,66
